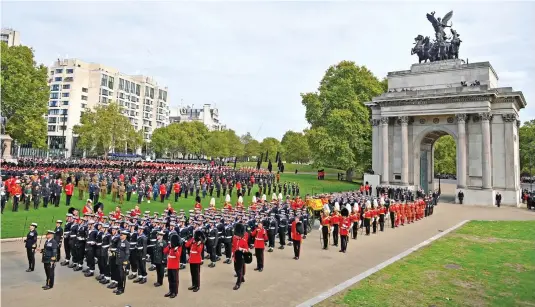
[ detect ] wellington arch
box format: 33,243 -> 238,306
366,59 -> 526,206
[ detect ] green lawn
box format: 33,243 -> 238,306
229,162 -> 345,175
320,220 -> 535,307
0,173 -> 359,239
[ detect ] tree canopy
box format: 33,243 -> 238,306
151,121 -> 209,158
259,137 -> 281,162
73,102 -> 143,157
433,135 -> 456,175
1,42 -> 49,148
281,130 -> 311,163
519,120 -> 535,174
301,61 -> 387,178
241,132 -> 261,160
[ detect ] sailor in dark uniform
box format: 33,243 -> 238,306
153,231 -> 167,287
278,214 -> 287,249
106,226 -> 121,289
24,222 -> 38,272
267,213 -> 278,252
84,220 -> 97,277
60,214 -> 73,266
39,230 -> 58,290
134,225 -> 148,284
115,230 -> 130,295
53,220 -> 63,262
206,220 -> 218,268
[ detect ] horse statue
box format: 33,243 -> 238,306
449,29 -> 462,59
411,35 -> 428,64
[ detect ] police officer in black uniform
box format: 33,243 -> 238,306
39,230 -> 58,290
24,222 -> 38,272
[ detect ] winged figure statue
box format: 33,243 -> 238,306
426,10 -> 453,42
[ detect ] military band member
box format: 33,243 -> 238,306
232,223 -> 248,290
350,207 -> 359,240
291,216 -> 303,260
24,222 -> 38,272
330,204 -> 340,247
127,223 -> 139,280
185,230 -> 204,292
163,233 -> 181,298
339,208 -> 350,253
38,230 -> 58,290
389,202 -> 396,228
54,220 -> 63,261
251,221 -> 267,272
153,231 -> 167,287
134,226 -> 148,284
364,208 -> 372,235
115,230 -> 130,295
320,210 -> 330,249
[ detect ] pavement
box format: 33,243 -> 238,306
2,203 -> 534,307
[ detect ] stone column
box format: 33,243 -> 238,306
480,112 -> 492,189
456,114 -> 467,188
381,117 -> 389,185
400,116 -> 409,185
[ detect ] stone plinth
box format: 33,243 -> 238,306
1,134 -> 13,160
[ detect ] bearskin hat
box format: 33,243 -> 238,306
68,207 -> 76,214
194,229 -> 206,243
255,191 -> 260,198
195,196 -> 201,203
234,222 -> 245,238
170,233 -> 182,248
341,207 -> 349,217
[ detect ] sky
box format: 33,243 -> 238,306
2,1 -> 534,140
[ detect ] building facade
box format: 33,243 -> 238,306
1,28 -> 21,47
47,58 -> 169,157
168,104 -> 226,131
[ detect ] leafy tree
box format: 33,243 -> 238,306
519,120 -> 535,174
1,42 -> 49,148
74,102 -> 142,158
205,130 -> 230,158
150,121 -> 209,158
301,61 -> 385,180
225,129 -> 244,157
281,130 -> 311,163
150,126 -> 170,156
433,135 -> 456,175
241,132 -> 260,160
260,137 -> 281,162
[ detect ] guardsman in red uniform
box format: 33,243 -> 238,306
363,208 -> 372,235
394,203 -> 401,227
350,206 -> 360,239
251,222 -> 268,271
194,196 -> 202,210
232,223 -> 249,290
65,181 -> 74,206
11,180 -> 22,212
159,183 -> 167,202
163,237 -> 182,298
339,208 -> 351,253
291,216 -> 303,260
371,206 -> 378,234
378,204 -> 386,231
330,205 -> 340,247
185,232 -> 204,292
320,210 -> 331,249
173,182 -> 181,202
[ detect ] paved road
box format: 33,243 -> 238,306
2,204 -> 534,307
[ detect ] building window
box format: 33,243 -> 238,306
101,74 -> 108,87
163,90 -> 167,102
50,93 -> 59,99
119,78 -> 124,90
100,88 -> 108,96
49,100 -> 58,107
62,92 -> 70,97
130,82 -> 135,93
51,84 -> 60,91
48,117 -> 57,123
50,70 -> 54,75
48,109 -> 60,115
62,100 -> 69,105
62,109 -> 68,115
81,95 -> 88,100
136,84 -> 140,96
62,84 -> 70,90
82,87 -> 88,93
82,103 -> 87,109
48,125 -> 56,132
64,77 -> 73,82
108,76 -> 114,89
59,125 -> 67,131
54,77 -> 62,82
66,68 -> 74,74
55,69 -> 63,73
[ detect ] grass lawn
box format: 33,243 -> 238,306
0,173 -> 359,239
319,220 -> 535,307
229,162 -> 345,175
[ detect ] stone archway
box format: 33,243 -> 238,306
366,59 -> 526,207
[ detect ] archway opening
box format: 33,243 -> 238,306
419,131 -> 457,202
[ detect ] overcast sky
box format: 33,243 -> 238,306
2,1 -> 534,140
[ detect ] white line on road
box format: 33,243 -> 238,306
296,219 -> 470,307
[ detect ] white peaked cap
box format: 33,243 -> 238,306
278,193 -> 283,200
373,199 -> 378,207
380,196 -> 385,205
252,196 -> 257,203
225,194 -> 231,202
210,198 -> 216,206
238,196 -> 243,203
262,194 -> 266,201
334,202 -> 340,211
272,193 -> 277,200
366,200 -> 372,209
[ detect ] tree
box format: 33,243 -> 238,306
433,135 -> 456,175
225,129 -> 244,158
1,42 -> 49,148
73,102 -> 142,158
260,137 -> 281,162
205,130 -> 230,158
150,121 -> 209,159
519,120 -> 535,174
150,126 -> 170,156
281,130 -> 311,163
301,61 -> 386,180
241,132 -> 260,160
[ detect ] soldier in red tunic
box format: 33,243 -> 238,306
251,222 -> 268,271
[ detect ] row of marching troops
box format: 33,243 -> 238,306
317,192 -> 436,252
1,163 -> 301,213
25,192 -> 309,296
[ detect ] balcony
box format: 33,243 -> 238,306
64,77 -> 74,82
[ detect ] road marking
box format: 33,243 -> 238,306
296,219 -> 470,307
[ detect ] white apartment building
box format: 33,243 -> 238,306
47,58 -> 170,157
1,28 -> 21,47
168,104 -> 226,131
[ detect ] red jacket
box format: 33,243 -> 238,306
82,205 -> 92,215
330,214 -> 340,226
251,228 -> 268,249
173,183 -> 180,193
159,184 -> 167,195
340,217 -> 351,236
12,185 -> 21,196
194,202 -> 202,210
185,238 -> 203,264
232,235 -> 249,260
291,221 -> 302,241
163,244 -> 182,269
65,183 -> 74,196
